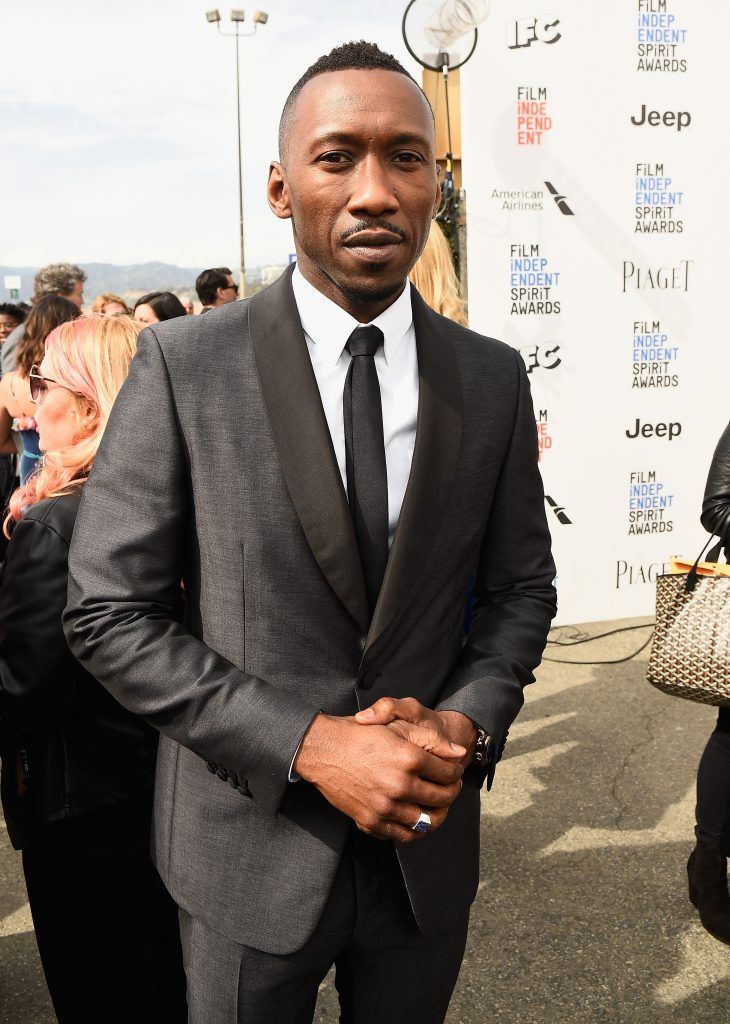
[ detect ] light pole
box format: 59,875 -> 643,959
206,9 -> 269,298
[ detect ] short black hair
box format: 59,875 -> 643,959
134,291 -> 187,322
278,40 -> 432,163
196,267 -> 233,306
0,302 -> 27,325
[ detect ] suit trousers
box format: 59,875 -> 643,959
180,827 -> 470,1024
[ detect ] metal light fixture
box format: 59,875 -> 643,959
205,9 -> 221,22
230,9 -> 245,21
402,0 -> 489,281
253,10 -> 268,24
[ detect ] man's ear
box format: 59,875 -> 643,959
268,161 -> 292,221
432,166 -> 442,217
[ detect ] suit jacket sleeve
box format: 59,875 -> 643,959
0,517 -> 77,731
701,421 -> 730,542
63,327 -> 321,815
436,350 -> 557,786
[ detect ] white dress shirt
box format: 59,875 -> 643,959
291,266 -> 419,544
287,268 -> 419,781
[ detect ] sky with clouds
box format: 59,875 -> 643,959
1,0 -> 427,270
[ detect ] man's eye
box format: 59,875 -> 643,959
319,152 -> 350,164
394,152 -> 424,164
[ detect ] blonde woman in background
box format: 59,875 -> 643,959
409,220 -> 468,326
91,292 -> 130,317
0,315 -> 186,1023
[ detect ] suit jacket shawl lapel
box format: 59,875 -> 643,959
248,266 -> 370,633
248,270 -> 463,648
366,287 -> 463,654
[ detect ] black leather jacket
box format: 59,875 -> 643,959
702,422 -> 730,544
0,492 -> 158,845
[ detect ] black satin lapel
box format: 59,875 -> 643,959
248,266 -> 369,632
366,288 -> 463,652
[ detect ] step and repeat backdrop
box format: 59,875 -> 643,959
461,0 -> 727,625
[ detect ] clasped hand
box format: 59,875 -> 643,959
293,697 -> 477,844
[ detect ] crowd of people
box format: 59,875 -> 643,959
0,38 -> 726,1024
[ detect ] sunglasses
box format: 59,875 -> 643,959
29,365 -> 81,405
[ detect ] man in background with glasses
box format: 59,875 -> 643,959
195,266 -> 239,312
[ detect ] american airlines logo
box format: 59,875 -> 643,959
544,181 -> 574,216
545,495 -> 572,525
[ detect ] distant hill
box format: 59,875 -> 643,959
0,262 -> 207,301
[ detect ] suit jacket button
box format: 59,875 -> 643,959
359,671 -> 374,690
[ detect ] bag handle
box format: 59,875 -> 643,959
686,507 -> 730,593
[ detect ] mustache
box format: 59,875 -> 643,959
340,219 -> 406,242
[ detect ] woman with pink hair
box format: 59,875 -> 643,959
0,316 -> 186,1023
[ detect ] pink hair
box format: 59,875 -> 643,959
5,315 -> 141,535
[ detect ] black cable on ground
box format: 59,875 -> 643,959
547,621 -> 655,646
542,621 -> 655,665
542,631 -> 654,666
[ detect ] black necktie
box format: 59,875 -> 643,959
343,325 -> 389,617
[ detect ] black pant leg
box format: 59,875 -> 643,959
696,708 -> 730,854
22,795 -> 187,1024
335,832 -> 469,1024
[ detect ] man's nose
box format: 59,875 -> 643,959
347,156 -> 399,217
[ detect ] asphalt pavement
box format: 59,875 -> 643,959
2,618 -> 728,1023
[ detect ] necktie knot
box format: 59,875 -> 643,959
346,325 -> 384,359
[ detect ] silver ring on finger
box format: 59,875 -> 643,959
411,810 -> 432,834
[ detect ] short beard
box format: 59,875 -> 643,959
291,219 -> 409,310
334,275 -> 405,308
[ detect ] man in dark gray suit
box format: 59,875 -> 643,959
64,41 -> 556,1024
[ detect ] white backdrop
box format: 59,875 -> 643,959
461,0 -> 728,625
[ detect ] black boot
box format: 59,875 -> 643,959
687,840 -> 730,945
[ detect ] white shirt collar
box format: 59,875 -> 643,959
291,265 -> 413,368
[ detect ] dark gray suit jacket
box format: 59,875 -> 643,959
64,266 -> 556,955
